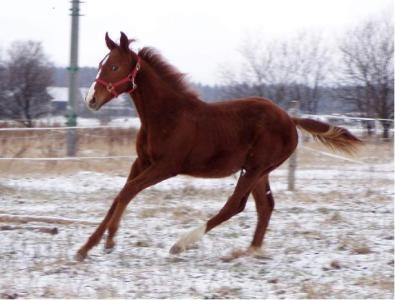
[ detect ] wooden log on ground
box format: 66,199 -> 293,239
0,214 -> 99,225
0,225 -> 58,235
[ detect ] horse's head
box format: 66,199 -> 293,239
85,32 -> 140,111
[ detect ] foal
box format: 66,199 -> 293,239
77,32 -> 361,260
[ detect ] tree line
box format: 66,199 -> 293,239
221,13 -> 393,137
0,13 -> 393,137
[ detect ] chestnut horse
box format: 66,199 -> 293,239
77,32 -> 361,261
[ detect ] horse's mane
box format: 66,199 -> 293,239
138,47 -> 199,99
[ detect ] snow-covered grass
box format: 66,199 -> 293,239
0,141 -> 393,299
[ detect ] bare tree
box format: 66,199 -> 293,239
221,33 -> 330,112
0,41 -> 53,127
288,34 -> 330,114
338,13 -> 394,138
0,49 -> 8,106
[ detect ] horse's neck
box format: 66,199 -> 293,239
130,64 -> 198,128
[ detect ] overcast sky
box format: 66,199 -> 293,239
0,0 -> 392,84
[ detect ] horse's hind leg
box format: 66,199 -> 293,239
218,175 -> 274,261
170,168 -> 261,254
249,175 -> 274,253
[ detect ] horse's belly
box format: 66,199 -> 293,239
182,152 -> 246,178
183,168 -> 237,179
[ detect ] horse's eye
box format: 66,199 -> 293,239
111,65 -> 119,71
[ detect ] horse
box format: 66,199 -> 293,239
77,32 -> 362,261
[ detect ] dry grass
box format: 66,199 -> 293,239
355,275 -> 394,294
336,235 -> 375,254
0,127 -> 138,176
1,125 -> 393,177
301,282 -> 335,299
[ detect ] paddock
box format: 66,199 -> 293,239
0,122 -> 393,298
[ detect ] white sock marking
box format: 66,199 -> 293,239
174,223 -> 206,251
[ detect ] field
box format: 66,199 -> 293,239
0,124 -> 393,299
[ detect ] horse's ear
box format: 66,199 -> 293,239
105,32 -> 117,50
120,31 -> 130,51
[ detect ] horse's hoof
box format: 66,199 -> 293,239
104,247 -> 114,254
246,246 -> 263,256
169,244 -> 184,255
221,248 -> 245,262
104,240 -> 115,254
75,250 -> 87,262
221,247 -> 267,262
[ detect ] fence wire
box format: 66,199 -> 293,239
0,115 -> 393,162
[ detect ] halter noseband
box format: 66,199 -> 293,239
95,55 -> 141,97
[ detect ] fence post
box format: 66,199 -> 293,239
66,0 -> 81,156
287,100 -> 300,191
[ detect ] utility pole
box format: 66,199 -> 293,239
66,0 -> 82,156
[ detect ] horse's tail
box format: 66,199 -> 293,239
292,117 -> 363,154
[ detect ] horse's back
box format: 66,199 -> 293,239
181,96 -> 298,178
209,96 -> 288,117
207,96 -> 296,136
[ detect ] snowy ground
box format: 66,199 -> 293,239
0,147 -> 393,298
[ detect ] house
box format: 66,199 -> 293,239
46,86 -> 136,117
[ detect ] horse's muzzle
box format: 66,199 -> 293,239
87,96 -> 100,111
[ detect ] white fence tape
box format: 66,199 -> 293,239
0,155 -> 134,161
301,114 -> 394,123
0,125 -> 134,132
0,114 -> 392,162
0,115 -> 392,133
301,146 -> 365,164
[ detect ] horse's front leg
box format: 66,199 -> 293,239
76,158 -> 147,261
76,161 -> 174,261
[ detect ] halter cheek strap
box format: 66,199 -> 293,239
95,56 -> 141,97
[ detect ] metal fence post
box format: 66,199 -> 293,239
287,100 -> 300,191
66,0 -> 81,156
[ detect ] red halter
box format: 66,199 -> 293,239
95,56 -> 141,97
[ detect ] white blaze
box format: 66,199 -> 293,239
85,81 -> 96,105
85,53 -> 109,105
